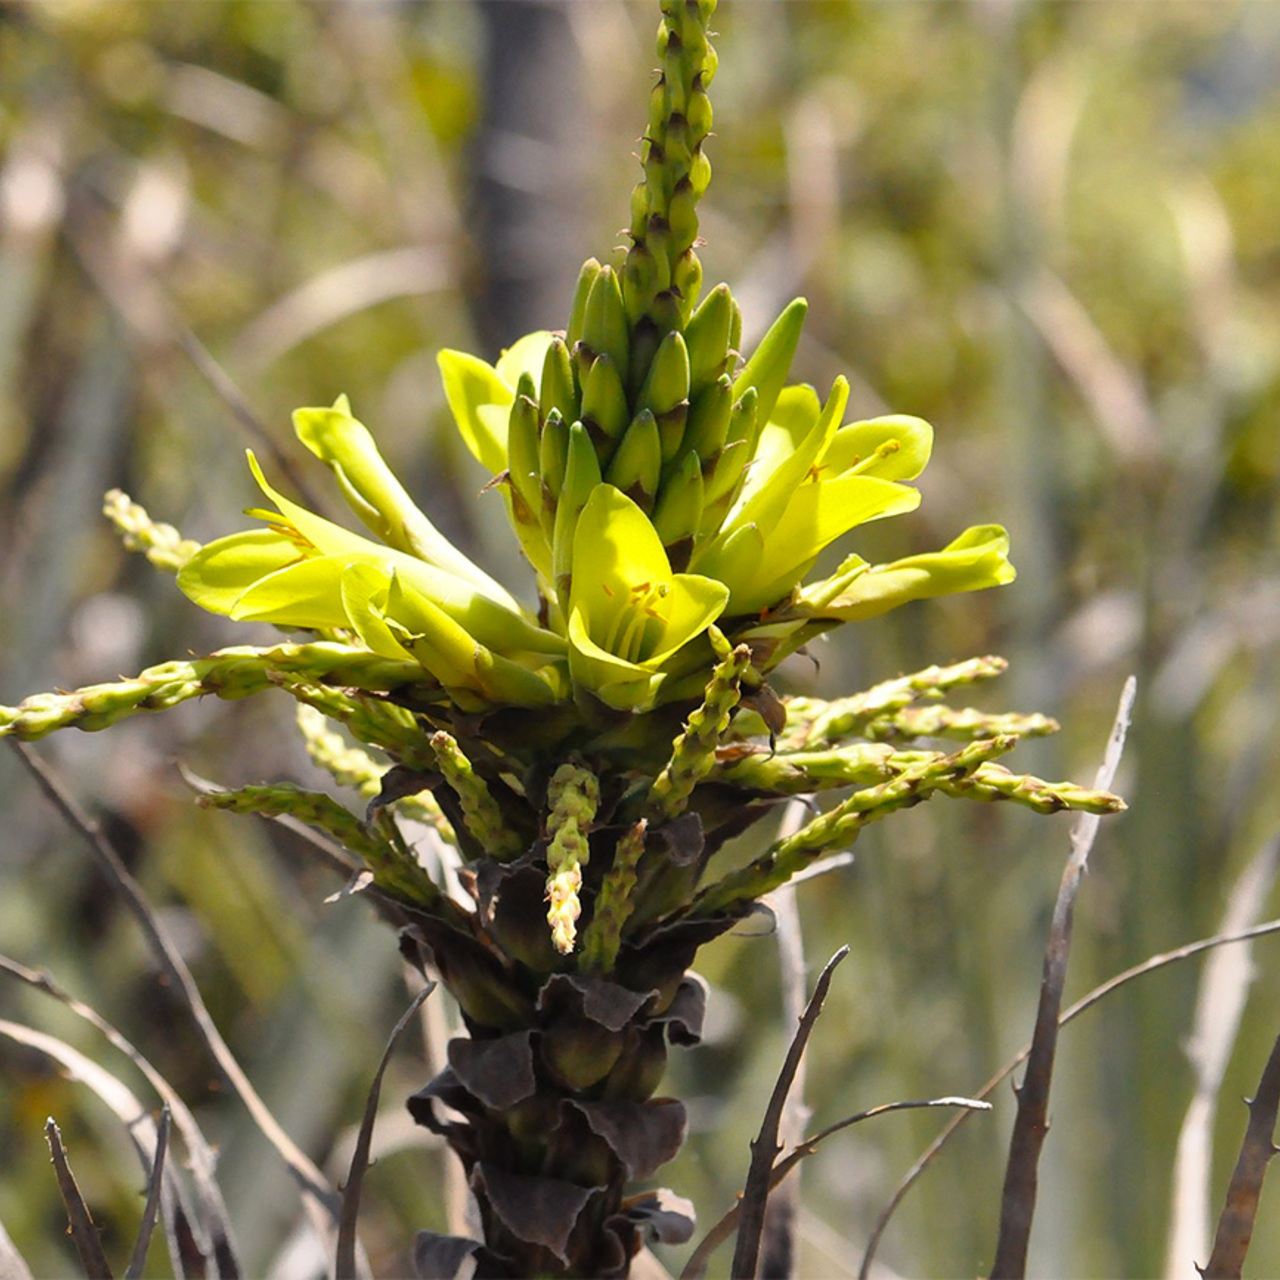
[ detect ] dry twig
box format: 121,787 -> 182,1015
1201,1030 -> 1280,1278
990,675 -> 1135,1278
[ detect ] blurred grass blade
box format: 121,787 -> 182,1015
44,1117 -> 114,1280
683,1095 -> 989,1280
1165,835 -> 1280,1277
0,1212 -> 35,1280
8,742 -> 340,1237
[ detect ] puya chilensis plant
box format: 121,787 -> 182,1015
1,2 -> 1124,1275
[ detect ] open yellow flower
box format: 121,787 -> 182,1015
566,484 -> 729,710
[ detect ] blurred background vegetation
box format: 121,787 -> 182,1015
2,1 -> 1279,1276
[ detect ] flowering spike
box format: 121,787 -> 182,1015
696,738 -> 1025,915
783,655 -> 1013,749
430,731 -> 524,861
579,819 -> 649,974
543,762 -> 601,955
0,644 -> 423,741
646,641 -> 752,823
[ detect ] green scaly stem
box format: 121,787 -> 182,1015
623,0 -> 717,381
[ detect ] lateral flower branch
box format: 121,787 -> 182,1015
0,2 -> 1123,1275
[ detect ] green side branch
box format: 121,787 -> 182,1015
196,781 -> 448,913
281,677 -> 436,771
861,704 -> 1059,742
430,731 -> 524,861
782,655 -> 1013,750
296,705 -> 454,838
0,644 -> 426,741
714,740 -> 1126,808
103,489 -> 201,573
694,737 -> 1020,914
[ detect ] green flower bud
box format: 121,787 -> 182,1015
605,410 -> 663,512
652,449 -> 704,562
700,387 -> 758,534
539,334 -> 578,426
682,373 -> 733,467
566,257 -> 602,352
733,298 -> 807,431
580,353 -> 630,457
638,330 -> 691,421
577,265 -> 629,380
539,409 -> 570,504
553,422 -> 604,610
684,283 -> 735,390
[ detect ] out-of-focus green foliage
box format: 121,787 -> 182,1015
2,2 -> 1279,1277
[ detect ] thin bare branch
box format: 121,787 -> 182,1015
45,1118 -> 114,1280
860,915 -> 1280,1280
8,741 -> 340,1235
759,801 -> 812,1279
730,946 -> 849,1280
337,985 -> 435,1280
684,1096 -> 990,1280
0,951 -> 241,1276
990,674 -> 1135,1279
1201,1030 -> 1280,1278
124,1106 -> 169,1280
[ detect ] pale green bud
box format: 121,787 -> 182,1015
605,410 -> 663,512
553,422 -> 603,609
539,335 -> 578,426
733,298 -> 807,431
566,258 -> 602,353
539,410 -> 569,503
580,353 -> 629,456
577,265 -> 629,380
684,283 -> 735,390
682,373 -> 733,466
652,449 -> 704,561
